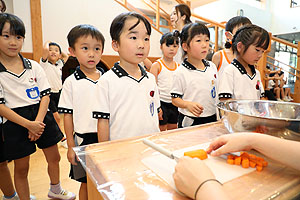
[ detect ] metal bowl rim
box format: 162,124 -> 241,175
217,100 -> 300,122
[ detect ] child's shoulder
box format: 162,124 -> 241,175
22,57 -> 43,71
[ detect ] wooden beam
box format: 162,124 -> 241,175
294,43 -> 300,102
30,0 -> 43,62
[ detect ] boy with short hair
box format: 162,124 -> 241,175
58,24 -> 106,200
93,12 -> 160,141
40,41 -> 69,147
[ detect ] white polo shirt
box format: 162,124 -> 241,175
218,59 -> 265,100
171,59 -> 218,118
40,58 -> 64,93
0,55 -> 51,120
155,58 -> 179,103
58,68 -> 101,134
93,63 -> 160,141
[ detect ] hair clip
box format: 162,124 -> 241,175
173,30 -> 180,38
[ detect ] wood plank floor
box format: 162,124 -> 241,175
1,115 -> 80,199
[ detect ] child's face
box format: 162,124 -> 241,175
48,45 -> 61,63
161,42 -> 179,59
240,44 -> 265,65
0,22 -> 24,58
69,35 -> 103,71
112,17 -> 150,66
183,34 -> 209,60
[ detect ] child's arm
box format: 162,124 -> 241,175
143,58 -> 153,71
97,119 -> 109,142
64,113 -> 77,165
0,104 -> 45,138
41,41 -> 50,61
149,62 -> 160,83
172,97 -> 203,117
61,51 -> 69,63
212,51 -> 221,70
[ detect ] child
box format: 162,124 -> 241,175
150,32 -> 179,131
0,13 -> 75,200
218,24 -> 270,101
212,16 -> 252,77
93,12 -> 160,141
58,24 -> 106,200
171,23 -> 218,128
40,41 -> 68,147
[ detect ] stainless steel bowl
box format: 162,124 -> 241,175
217,100 -> 300,141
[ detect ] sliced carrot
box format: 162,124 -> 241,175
249,161 -> 256,168
234,156 -> 241,165
227,154 -> 235,160
227,158 -> 234,165
249,154 -> 256,160
256,165 -> 263,172
256,157 -> 264,162
262,161 -> 268,167
241,152 -> 249,159
242,158 -> 249,168
184,149 -> 208,160
256,161 -> 263,167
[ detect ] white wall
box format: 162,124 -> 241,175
193,0 -> 300,35
12,0 -> 32,52
193,0 -> 272,31
41,0 -> 162,57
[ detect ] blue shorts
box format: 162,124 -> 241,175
2,104 -> 63,160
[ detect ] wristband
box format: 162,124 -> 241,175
194,179 -> 222,199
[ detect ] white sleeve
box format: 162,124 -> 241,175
257,71 -> 265,98
170,70 -> 184,98
218,66 -> 234,99
58,77 -> 73,113
93,76 -> 110,119
0,82 -> 4,104
32,61 -> 51,96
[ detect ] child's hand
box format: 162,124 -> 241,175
28,131 -> 41,141
173,156 -> 215,199
158,108 -> 163,121
67,148 -> 78,165
26,121 -> 45,136
186,102 -> 203,117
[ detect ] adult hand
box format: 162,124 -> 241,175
173,156 -> 215,199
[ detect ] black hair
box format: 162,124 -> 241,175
224,16 -> 252,49
160,31 -> 179,46
49,42 -> 62,54
67,24 -> 105,50
0,0 -> 6,13
0,13 -> 25,37
175,4 -> 192,25
110,12 -> 151,43
180,22 -> 210,58
232,24 -> 270,55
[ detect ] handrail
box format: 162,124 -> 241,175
192,13 -> 225,29
267,55 -> 299,72
266,61 -> 300,78
271,36 -> 297,49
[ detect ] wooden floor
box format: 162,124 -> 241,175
0,115 -> 80,199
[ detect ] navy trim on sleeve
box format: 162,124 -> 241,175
92,111 -> 110,119
40,88 -> 51,97
58,107 -> 73,114
218,93 -> 232,99
0,98 -> 5,104
171,93 -> 183,98
260,92 -> 265,98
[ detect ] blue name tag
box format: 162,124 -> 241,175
211,86 -> 216,98
26,87 -> 40,99
150,101 -> 154,116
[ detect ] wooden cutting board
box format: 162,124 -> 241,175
142,142 -> 255,190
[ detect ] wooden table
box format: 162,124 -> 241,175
76,122 -> 300,200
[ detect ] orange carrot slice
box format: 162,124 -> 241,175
234,156 -> 241,165
184,149 -> 208,160
256,165 -> 263,172
242,158 -> 249,168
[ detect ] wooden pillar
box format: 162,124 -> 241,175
30,0 -> 43,62
214,26 -> 219,52
257,32 -> 272,89
156,0 -> 160,31
293,43 -> 300,103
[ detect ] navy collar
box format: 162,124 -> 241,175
112,62 -> 148,79
231,59 -> 256,76
73,67 -> 87,80
182,58 -> 210,71
0,54 -> 32,72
